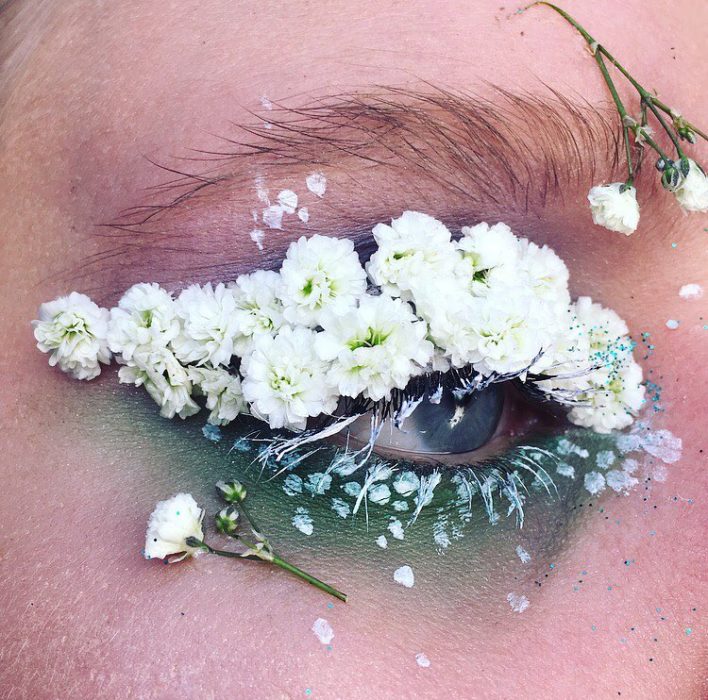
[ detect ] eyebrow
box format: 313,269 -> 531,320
79,86 -> 663,295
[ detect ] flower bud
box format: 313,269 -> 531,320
215,506 -> 240,535
673,115 -> 697,144
216,479 -> 248,503
656,158 -> 683,191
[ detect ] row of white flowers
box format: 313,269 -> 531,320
33,211 -> 645,433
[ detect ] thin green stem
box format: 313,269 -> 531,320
643,99 -> 685,158
188,538 -> 347,603
650,99 -> 708,141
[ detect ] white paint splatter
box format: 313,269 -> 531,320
283,473 -> 303,496
596,450 -> 616,470
515,545 -> 531,564
605,469 -> 639,494
652,464 -> 668,482
639,429 -> 682,463
330,498 -> 351,518
342,481 -> 361,497
260,95 -> 273,111
415,653 -> 431,668
393,471 -> 420,497
556,438 -> 589,459
297,207 -> 310,223
392,500 -> 409,512
304,472 -> 332,495
255,176 -> 269,204
306,172 -> 327,198
249,229 -> 264,250
394,565 -> 415,588
433,517 -> 451,550
312,618 -> 334,645
292,507 -> 314,535
277,189 -> 298,214
555,462 -> 575,478
369,484 -> 391,505
388,518 -> 405,540
666,319 -> 680,330
376,535 -> 388,549
679,283 -> 703,300
262,204 -> 284,230
621,458 -> 639,475
507,592 -> 530,613
584,471 -> 606,495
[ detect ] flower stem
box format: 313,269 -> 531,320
526,1 -> 706,152
188,538 -> 347,603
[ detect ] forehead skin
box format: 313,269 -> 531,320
1,1 -> 707,698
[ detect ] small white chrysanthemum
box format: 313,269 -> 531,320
107,283 -> 179,363
569,357 -> 645,433
144,493 -> 205,562
518,239 -> 571,310
189,366 -> 247,425
229,270 -> 285,355
315,294 -> 434,401
587,183 -> 640,235
674,159 -> 708,212
280,235 -> 367,327
172,283 -> 239,367
241,326 -> 338,430
118,348 -> 200,419
33,292 -> 111,380
455,222 -> 521,295
367,211 -> 458,298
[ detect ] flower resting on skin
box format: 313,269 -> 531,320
144,493 -> 205,563
673,158 -> 708,212
315,294 -> 434,401
144,484 -> 347,602
587,183 -> 640,236
279,234 -> 367,327
188,366 -> 247,425
241,326 -> 339,430
33,292 -> 111,379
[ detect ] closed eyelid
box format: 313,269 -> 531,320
70,85 -> 674,298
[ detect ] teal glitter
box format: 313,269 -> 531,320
685,628 -> 692,636
671,242 -> 678,248
549,563 -> 556,569
305,690 -> 312,697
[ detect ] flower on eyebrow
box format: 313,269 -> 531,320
33,292 -> 111,380
280,234 -> 367,327
526,3 -> 708,233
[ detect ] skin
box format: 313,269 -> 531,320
1,0 -> 706,698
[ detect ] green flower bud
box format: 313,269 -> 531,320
216,479 -> 248,503
656,158 -> 683,191
215,506 -> 240,535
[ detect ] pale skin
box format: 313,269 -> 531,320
1,1 -> 707,698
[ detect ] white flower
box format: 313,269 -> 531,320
573,296 -> 630,368
33,292 -> 111,380
569,357 -> 645,433
455,222 -> 521,294
241,326 -> 338,430
172,283 -> 239,367
367,211 -> 458,298
518,239 -> 571,310
107,283 -> 179,363
280,235 -> 367,327
229,270 -> 285,355
118,348 -> 200,419
674,159 -> 708,212
189,366 -> 247,425
470,287 -> 559,377
587,183 -> 640,235
315,294 -> 433,401
144,493 -> 205,562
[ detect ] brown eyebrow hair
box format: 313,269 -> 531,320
80,85 -> 666,294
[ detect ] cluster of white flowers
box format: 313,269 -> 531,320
144,493 -> 205,562
33,212 -> 646,434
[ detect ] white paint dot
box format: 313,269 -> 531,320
311,618 -> 334,645
306,172 -> 327,198
277,189 -> 298,214
262,204 -> 284,230
507,592 -> 530,613
297,207 -> 310,223
249,229 -> 264,250
515,545 -> 531,564
376,535 -> 388,549
679,283 -> 703,300
393,565 -> 415,588
415,653 -> 431,668
666,319 -> 680,330
584,471 -> 606,495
